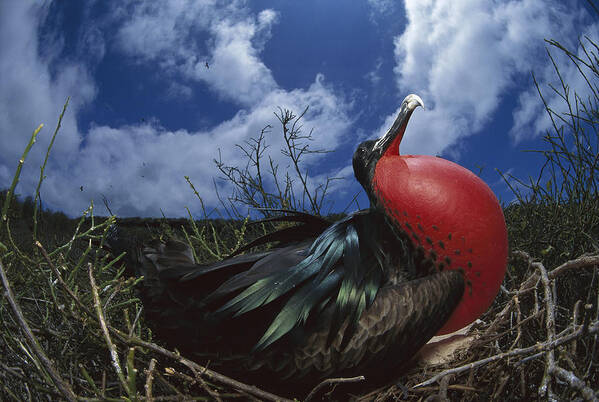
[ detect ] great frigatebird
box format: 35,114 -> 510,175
108,94 -> 508,389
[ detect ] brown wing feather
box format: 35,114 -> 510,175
259,270 -> 464,382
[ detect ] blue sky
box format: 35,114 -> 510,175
0,1 -> 597,217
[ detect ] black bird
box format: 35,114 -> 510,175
108,94 -> 507,390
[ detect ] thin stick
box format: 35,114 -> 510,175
513,351 -> 544,367
509,295 -> 523,350
537,261 -> 556,398
548,254 -> 599,279
0,257 -> 77,401
165,365 -> 225,402
304,375 -> 365,402
484,250 -> 541,336
129,304 -> 143,339
190,366 -> 224,402
145,358 -> 157,402
412,384 -> 478,393
34,98 -> 70,241
88,262 -> 129,393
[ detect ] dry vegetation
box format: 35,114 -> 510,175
1,36 -> 599,401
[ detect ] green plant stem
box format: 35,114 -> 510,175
1,123 -> 43,227
33,98 -> 70,241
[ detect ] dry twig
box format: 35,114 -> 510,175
304,375 -> 366,402
144,358 -> 157,401
88,262 -> 129,394
537,259 -> 557,398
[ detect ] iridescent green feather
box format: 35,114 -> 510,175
213,210 -> 405,352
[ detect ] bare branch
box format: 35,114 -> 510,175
304,375 -> 365,402
88,262 -> 129,393
145,358 -> 157,402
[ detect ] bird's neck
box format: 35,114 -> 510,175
363,203 -> 437,281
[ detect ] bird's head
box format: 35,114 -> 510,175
353,94 -> 508,335
352,94 -> 424,200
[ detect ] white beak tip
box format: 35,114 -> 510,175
402,94 -> 425,111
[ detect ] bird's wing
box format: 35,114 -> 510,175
135,238 -> 317,356
213,210 -> 405,352
270,270 -> 465,380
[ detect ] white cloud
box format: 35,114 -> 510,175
41,73 -> 350,217
165,81 -> 193,100
367,0 -> 400,23
0,2 -> 96,184
383,0 -> 595,156
510,27 -> 599,142
79,25 -> 106,65
367,0 -> 395,14
0,1 -> 351,217
365,57 -> 384,86
114,1 -> 279,106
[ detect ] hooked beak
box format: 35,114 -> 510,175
373,94 -> 424,157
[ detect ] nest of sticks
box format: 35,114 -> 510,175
357,251 -> 599,402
